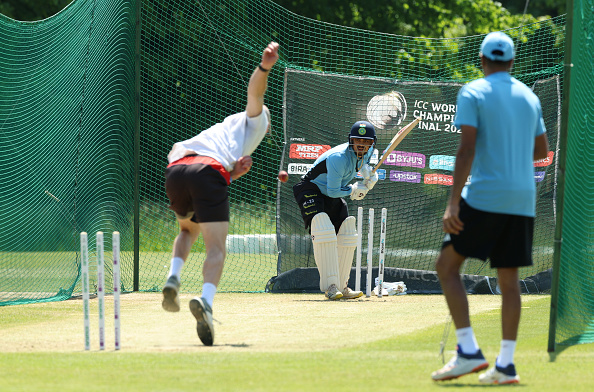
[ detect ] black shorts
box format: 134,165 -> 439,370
443,199 -> 534,268
293,180 -> 348,233
165,163 -> 229,223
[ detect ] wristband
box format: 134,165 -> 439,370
258,64 -> 269,72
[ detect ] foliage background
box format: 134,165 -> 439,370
0,0 -> 564,27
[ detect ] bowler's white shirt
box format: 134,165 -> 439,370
168,110 -> 268,172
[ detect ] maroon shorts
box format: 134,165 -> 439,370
165,156 -> 230,223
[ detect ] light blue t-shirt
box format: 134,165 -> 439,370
307,143 -> 373,198
454,72 -> 546,217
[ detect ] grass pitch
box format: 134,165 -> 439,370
0,293 -> 592,391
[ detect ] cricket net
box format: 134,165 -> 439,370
0,0 -> 590,348
548,0 -> 594,348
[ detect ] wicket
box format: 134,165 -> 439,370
355,207 -> 388,297
80,231 -> 121,351
366,208 -> 374,297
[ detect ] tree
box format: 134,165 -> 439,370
272,0 -> 547,38
498,0 -> 565,18
0,0 -> 70,21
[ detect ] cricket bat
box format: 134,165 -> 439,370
372,117 -> 421,173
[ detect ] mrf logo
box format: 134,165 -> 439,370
289,144 -> 331,159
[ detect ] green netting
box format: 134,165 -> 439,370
0,0 -> 581,315
137,0 -> 566,297
0,0 -> 136,305
552,0 -> 594,347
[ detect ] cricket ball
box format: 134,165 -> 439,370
278,170 -> 289,183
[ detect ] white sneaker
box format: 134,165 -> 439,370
325,284 -> 343,300
479,363 -> 520,384
162,275 -> 180,312
189,297 -> 214,346
432,345 -> 489,381
342,287 -> 363,299
342,286 -> 363,299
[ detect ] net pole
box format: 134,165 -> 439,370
548,0 -> 574,353
133,0 -> 142,292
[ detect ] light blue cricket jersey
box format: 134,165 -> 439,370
306,143 -> 373,198
454,72 -> 546,217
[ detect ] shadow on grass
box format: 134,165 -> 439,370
435,382 -> 527,388
548,336 -> 589,361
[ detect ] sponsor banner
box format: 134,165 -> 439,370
429,155 -> 455,171
535,171 -> 546,182
289,143 -> 331,159
369,149 -> 379,165
288,163 -> 313,175
424,173 -> 453,186
390,170 -> 421,183
356,168 -> 387,180
534,151 -> 554,167
384,151 -> 426,168
412,100 -> 460,133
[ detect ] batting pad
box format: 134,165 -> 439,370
311,213 -> 339,291
337,216 -> 358,289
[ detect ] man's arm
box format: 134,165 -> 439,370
245,42 -> 279,118
443,125 -> 476,235
534,133 -> 549,161
229,156 -> 252,181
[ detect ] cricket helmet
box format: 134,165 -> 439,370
348,120 -> 376,145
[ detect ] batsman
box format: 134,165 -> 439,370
293,121 -> 379,300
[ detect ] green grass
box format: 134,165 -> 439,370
138,202 -> 277,252
0,249 -> 278,306
136,251 -> 278,293
0,294 -> 591,392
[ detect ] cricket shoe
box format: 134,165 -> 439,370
479,362 -> 520,384
341,287 -> 363,299
189,297 -> 214,346
431,345 -> 489,381
161,275 -> 181,312
325,284 -> 343,300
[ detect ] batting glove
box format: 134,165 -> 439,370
363,171 -> 379,190
350,182 -> 369,201
359,164 -> 373,180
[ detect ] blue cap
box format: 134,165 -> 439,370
480,32 -> 515,61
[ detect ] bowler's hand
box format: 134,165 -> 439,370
442,202 -> 464,235
261,42 -> 279,70
231,156 -> 253,181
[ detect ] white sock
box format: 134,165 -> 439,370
496,340 -> 517,368
456,327 -> 479,354
168,257 -> 184,278
201,282 -> 217,307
